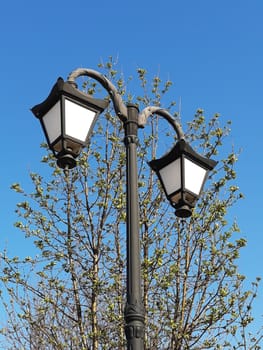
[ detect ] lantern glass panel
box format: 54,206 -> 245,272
159,157 -> 181,196
65,98 -> 96,142
184,158 -> 207,196
43,100 -> 61,144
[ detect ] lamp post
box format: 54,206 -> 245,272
31,68 -> 217,349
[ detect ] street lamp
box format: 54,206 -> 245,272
31,68 -> 217,350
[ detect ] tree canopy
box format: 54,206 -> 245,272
0,57 -> 262,349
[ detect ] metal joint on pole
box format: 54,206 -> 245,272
123,135 -> 139,146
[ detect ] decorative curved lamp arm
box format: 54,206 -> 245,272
138,106 -> 184,140
67,69 -> 185,141
67,68 -> 128,121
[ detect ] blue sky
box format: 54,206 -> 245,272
0,0 -> 262,338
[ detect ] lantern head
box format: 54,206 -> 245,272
31,77 -> 109,169
149,139 -> 217,218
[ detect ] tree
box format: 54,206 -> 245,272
0,57 -> 262,349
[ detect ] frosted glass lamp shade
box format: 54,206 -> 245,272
31,77 -> 108,168
149,139 -> 217,218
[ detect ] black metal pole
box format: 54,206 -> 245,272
124,104 -> 144,350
